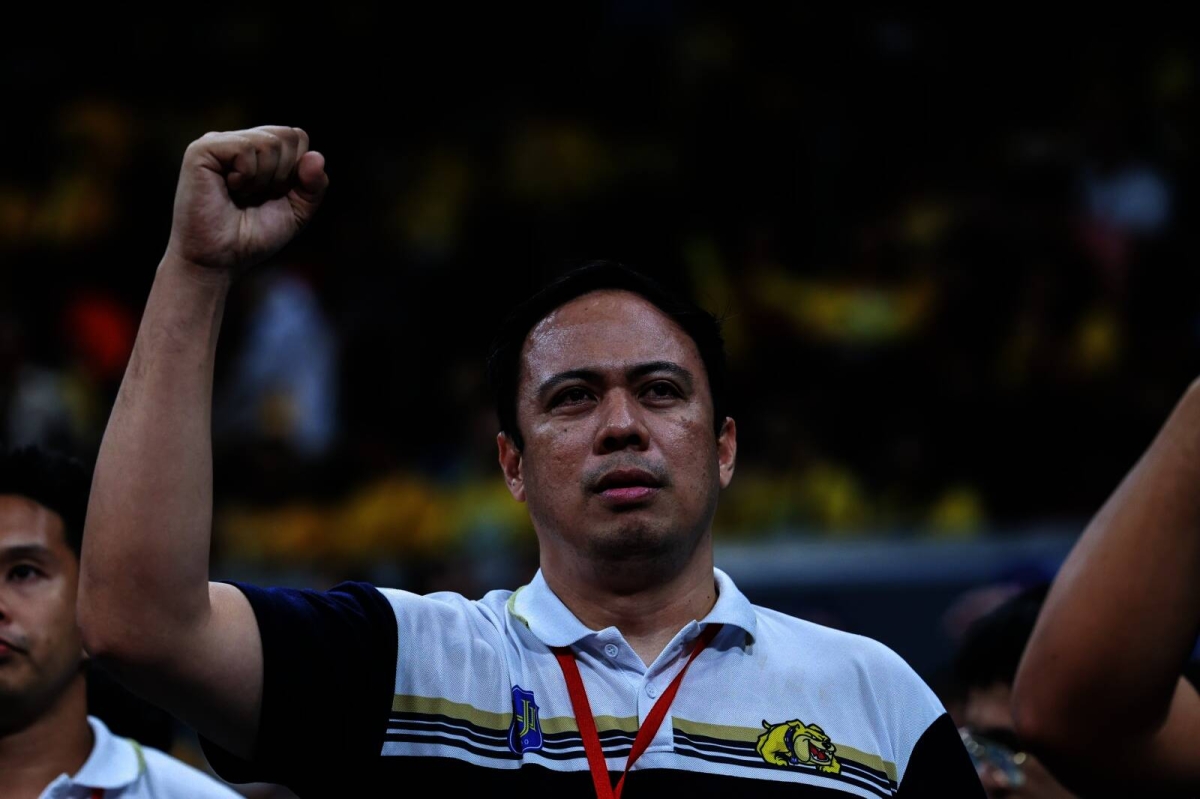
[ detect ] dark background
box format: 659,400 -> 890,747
3,7 -> 1196,791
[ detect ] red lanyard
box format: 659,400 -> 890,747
91,791 -> 103,799
552,623 -> 721,799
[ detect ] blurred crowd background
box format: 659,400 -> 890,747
2,6 -> 1197,791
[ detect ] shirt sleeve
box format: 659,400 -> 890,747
198,580 -> 398,794
894,712 -> 986,797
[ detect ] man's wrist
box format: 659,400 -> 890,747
158,249 -> 237,293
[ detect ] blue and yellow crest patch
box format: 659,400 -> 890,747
508,685 -> 544,753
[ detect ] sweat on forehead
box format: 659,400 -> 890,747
520,290 -> 701,376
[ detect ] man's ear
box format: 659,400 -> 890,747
497,432 -> 526,502
717,417 -> 737,489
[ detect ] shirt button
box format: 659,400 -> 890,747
604,644 -> 619,658
646,684 -> 658,698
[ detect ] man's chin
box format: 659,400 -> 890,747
0,684 -> 41,733
585,520 -> 678,561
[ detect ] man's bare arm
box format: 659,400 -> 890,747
78,127 -> 329,759
1013,380 -> 1200,794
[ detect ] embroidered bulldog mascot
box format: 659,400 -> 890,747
756,719 -> 841,774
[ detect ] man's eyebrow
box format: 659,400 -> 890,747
628,361 -> 694,391
0,544 -> 54,562
537,369 -> 605,402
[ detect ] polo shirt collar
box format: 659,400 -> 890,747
508,566 -> 757,648
70,716 -> 141,791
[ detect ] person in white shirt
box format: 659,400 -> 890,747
0,445 -> 242,798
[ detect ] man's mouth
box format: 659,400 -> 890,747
593,468 -> 664,505
0,636 -> 26,657
601,486 -> 658,502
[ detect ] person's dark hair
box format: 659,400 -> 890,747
486,260 -> 728,451
0,445 -> 92,556
954,582 -> 1051,691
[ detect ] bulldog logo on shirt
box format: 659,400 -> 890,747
756,719 -> 841,774
508,685 -> 544,754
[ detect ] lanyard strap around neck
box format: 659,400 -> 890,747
552,623 -> 722,799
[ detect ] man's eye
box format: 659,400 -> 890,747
643,382 -> 681,400
9,564 -> 42,582
554,387 -> 593,407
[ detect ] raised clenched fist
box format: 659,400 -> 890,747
165,126 -> 329,274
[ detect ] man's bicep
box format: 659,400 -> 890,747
194,580 -> 400,792
1037,678 -> 1200,795
92,582 -> 264,761
182,583 -> 265,758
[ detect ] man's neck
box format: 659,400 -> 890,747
0,676 -> 93,799
544,549 -> 718,666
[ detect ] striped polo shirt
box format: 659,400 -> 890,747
203,569 -> 982,797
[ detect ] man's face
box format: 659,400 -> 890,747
962,682 -> 1076,799
0,495 -> 84,732
499,289 -> 736,579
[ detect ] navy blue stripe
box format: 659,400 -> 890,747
383,731 -> 521,761
386,717 -> 508,748
839,762 -> 896,790
383,731 -> 638,763
381,730 -> 891,796
385,722 -> 629,757
838,761 -> 893,785
676,729 -> 748,748
388,711 -> 504,739
387,710 -> 637,748
673,731 -> 896,788
671,743 -> 893,798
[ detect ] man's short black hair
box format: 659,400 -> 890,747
0,445 -> 92,556
954,582 -> 1051,691
486,260 -> 729,451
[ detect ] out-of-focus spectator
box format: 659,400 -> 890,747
213,265 -> 340,460
953,583 -> 1076,798
4,289 -> 135,457
0,445 -> 243,798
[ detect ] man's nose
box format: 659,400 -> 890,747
595,391 -> 650,454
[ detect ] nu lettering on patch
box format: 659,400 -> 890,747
508,685 -> 544,753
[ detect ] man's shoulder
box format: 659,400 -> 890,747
750,604 -> 926,682
372,583 -> 515,616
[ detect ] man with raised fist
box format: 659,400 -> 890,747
78,126 -> 983,797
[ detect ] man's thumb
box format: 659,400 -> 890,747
290,151 -> 329,223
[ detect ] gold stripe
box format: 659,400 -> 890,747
833,745 -> 897,782
536,714 -> 638,735
391,695 -> 638,736
392,695 -> 509,729
673,718 -> 897,782
673,718 -> 761,743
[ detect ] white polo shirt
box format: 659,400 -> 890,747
203,568 -> 984,797
38,716 -> 242,799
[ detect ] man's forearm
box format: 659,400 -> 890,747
1015,380 -> 1200,753
79,254 -> 233,655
